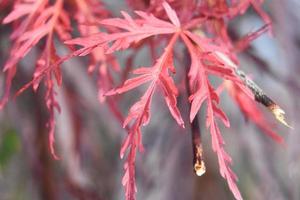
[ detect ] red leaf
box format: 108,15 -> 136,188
235,24 -> 270,52
106,73 -> 153,96
159,71 -> 184,128
111,29 -> 182,200
2,4 -> 33,24
66,3 -> 179,57
162,2 -> 181,27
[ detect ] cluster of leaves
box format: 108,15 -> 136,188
1,0 -> 110,159
0,1 -> 287,200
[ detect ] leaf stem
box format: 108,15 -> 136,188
185,55 -> 206,176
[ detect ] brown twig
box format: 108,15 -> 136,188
190,115 -> 206,176
234,68 -> 292,128
185,63 -> 206,176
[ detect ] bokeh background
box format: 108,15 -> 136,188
0,0 -> 299,200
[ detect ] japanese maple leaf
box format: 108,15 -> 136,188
106,33 -> 184,200
1,0 -> 72,159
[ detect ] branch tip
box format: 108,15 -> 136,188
269,105 -> 293,129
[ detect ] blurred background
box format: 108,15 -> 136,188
0,0 -> 299,200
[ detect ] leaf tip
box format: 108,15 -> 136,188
104,89 -> 116,96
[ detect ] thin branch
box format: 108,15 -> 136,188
190,115 -> 206,176
185,53 -> 206,177
234,68 -> 292,128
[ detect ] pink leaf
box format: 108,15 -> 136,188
159,72 -> 184,127
106,73 -> 153,96
162,2 -> 181,27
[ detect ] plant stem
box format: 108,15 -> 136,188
185,62 -> 206,176
190,114 -> 206,176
